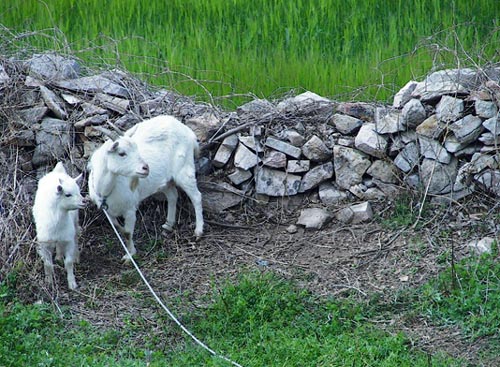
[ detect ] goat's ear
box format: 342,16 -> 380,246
53,162 -> 66,174
125,124 -> 138,138
74,173 -> 83,185
108,141 -> 120,153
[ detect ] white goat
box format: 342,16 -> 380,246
87,115 -> 204,259
32,162 -> 85,290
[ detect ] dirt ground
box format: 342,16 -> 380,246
12,185 -> 498,366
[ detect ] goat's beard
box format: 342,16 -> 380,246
129,177 -> 139,192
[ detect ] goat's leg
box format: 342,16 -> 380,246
176,173 -> 204,239
73,240 -> 81,264
64,241 -> 78,290
36,243 -> 55,286
121,211 -> 137,261
161,182 -> 178,232
74,217 -> 81,264
55,243 -> 64,262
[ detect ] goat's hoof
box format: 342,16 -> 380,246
162,223 -> 174,232
68,282 -> 77,290
121,253 -> 135,262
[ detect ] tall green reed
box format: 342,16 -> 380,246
1,0 -> 499,107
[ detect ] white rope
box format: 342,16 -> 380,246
102,209 -> 244,367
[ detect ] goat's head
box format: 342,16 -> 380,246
52,162 -> 86,211
103,137 -> 150,178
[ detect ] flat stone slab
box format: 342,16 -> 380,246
265,137 -> 302,158
297,208 -> 332,229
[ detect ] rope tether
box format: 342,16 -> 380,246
102,208 -> 244,367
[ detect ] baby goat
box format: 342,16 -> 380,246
32,162 -> 85,290
87,115 -> 204,260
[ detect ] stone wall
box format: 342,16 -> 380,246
2,53 -> 500,219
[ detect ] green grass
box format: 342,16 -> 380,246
1,0 -> 500,106
380,193 -> 430,230
419,247 -> 500,339
1,271 -> 464,367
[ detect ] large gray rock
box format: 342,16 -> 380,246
418,135 -> 451,164
401,98 -> 426,128
444,135 -> 469,154
366,160 -> 399,184
336,201 -> 373,224
482,116 -> 500,136
264,137 -> 302,158
237,98 -> 275,116
297,208 -> 332,229
255,167 -> 301,196
329,113 -> 363,135
393,80 -> 418,108
213,134 -> 238,168
412,68 -> 475,101
32,118 -> 72,166
449,114 -> 483,144
52,74 -> 130,98
228,168 -> 253,185
375,107 -> 403,134
354,123 -> 388,158
479,132 -> 500,145
475,100 -> 497,119
276,91 -> 332,114
27,53 -> 80,80
184,112 -> 220,142
318,182 -> 349,205
262,150 -> 287,168
420,157 -> 458,194
234,143 -> 260,170
16,106 -> 48,126
200,182 -> 245,212
282,130 -> 305,147
301,135 -> 331,162
416,115 -> 445,139
287,160 -> 310,173
394,142 -> 419,173
333,145 -> 371,189
94,93 -> 130,114
436,95 -> 464,123
39,85 -> 67,119
299,162 -> 334,192
239,135 -> 263,152
336,102 -> 376,121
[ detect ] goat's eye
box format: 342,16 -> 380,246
65,193 -> 72,197
118,152 -> 127,157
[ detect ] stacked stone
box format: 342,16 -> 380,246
3,52 -> 500,216
0,53 -> 215,174
211,68 -> 500,210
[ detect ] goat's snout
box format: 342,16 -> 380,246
79,195 -> 89,208
138,163 -> 149,177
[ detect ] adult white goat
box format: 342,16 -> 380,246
32,162 -> 85,290
87,115 -> 204,260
